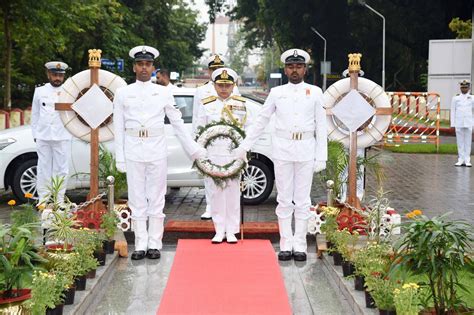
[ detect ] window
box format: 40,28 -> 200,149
165,95 -> 194,124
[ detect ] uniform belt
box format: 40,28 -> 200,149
125,127 -> 164,138
275,129 -> 314,140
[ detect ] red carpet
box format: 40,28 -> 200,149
164,220 -> 279,234
157,239 -> 292,315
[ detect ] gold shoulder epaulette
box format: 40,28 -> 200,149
231,95 -> 246,102
202,95 -> 217,105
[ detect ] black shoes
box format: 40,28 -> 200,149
293,251 -> 307,261
131,250 -> 146,260
278,251 -> 307,261
278,251 -> 293,261
146,249 -> 161,259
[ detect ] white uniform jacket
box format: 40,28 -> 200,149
241,82 -> 327,162
31,83 -> 72,141
113,80 -> 199,163
192,81 -> 240,133
451,93 -> 474,128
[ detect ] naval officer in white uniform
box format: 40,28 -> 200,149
114,46 -> 205,260
234,49 -> 328,261
192,55 -> 240,220
31,61 -> 72,204
451,79 -> 474,167
194,67 -> 251,243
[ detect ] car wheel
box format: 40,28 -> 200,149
241,159 -> 274,205
12,159 -> 38,203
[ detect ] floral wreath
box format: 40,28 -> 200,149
194,120 -> 247,187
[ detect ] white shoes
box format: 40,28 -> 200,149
201,209 -> 212,220
211,233 -> 225,244
455,161 -> 463,167
466,162 -> 472,167
226,233 -> 238,244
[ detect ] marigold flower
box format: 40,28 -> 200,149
24,192 -> 34,199
7,199 -> 16,206
412,209 -> 422,216
406,212 -> 414,219
37,204 -> 46,210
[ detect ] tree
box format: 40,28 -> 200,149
449,18 -> 472,39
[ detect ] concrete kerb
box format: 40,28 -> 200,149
320,252 -> 378,315
64,252 -> 120,314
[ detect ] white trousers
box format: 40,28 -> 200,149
340,148 -> 365,201
204,181 -> 213,213
455,127 -> 472,163
274,159 -> 313,252
36,140 -> 69,203
127,158 -> 167,251
205,153 -> 241,236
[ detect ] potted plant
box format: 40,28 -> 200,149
100,210 -> 120,254
27,270 -> 69,315
47,211 -> 79,250
98,145 -> 128,202
320,205 -> 341,252
391,211 -> 474,315
393,282 -> 423,315
365,276 -> 398,314
0,222 -> 46,302
331,228 -> 359,275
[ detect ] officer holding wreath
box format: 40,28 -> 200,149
234,49 -> 328,261
114,45 -> 205,260
194,67 -> 250,244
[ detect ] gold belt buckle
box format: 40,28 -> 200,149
139,129 -> 148,138
292,132 -> 302,140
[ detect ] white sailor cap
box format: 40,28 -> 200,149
460,79 -> 471,87
280,48 -> 310,64
207,54 -> 225,69
211,67 -> 237,84
129,45 -> 159,61
44,61 -> 68,73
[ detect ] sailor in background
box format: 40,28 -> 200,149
31,61 -> 72,204
234,49 -> 328,261
114,45 -> 205,260
192,55 -> 240,220
451,79 -> 474,167
194,67 -> 249,243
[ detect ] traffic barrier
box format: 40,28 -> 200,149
0,111 -> 10,130
24,107 -> 32,125
385,92 -> 440,151
9,108 -> 24,128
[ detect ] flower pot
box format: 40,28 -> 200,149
45,244 -> 73,252
86,268 -> 97,279
94,250 -> 106,266
364,290 -> 376,308
354,275 -> 365,291
341,260 -> 355,277
326,241 -> 334,256
332,252 -> 343,266
102,239 -> 116,254
45,303 -> 64,315
63,286 -> 76,305
0,289 -> 31,304
74,275 -> 87,291
379,309 -> 396,315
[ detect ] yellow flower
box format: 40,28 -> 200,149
406,212 -> 414,219
412,209 -> 423,216
37,204 -> 46,211
24,192 -> 33,199
7,199 -> 16,206
393,288 -> 400,295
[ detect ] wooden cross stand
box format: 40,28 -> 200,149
55,49 -> 105,225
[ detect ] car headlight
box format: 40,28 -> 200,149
0,138 -> 16,150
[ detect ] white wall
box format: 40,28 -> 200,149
428,39 -> 471,110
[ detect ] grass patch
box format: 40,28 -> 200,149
384,143 -> 457,154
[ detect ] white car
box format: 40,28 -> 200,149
0,88 -> 275,204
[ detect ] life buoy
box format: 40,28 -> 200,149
58,69 -> 127,142
323,78 -> 391,148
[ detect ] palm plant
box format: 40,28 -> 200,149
98,145 -> 128,202
0,223 -> 46,298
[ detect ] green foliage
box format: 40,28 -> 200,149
391,213 -> 474,314
0,222 -> 47,298
47,211 -> 79,249
318,140 -> 348,201
365,276 -> 399,311
331,228 -> 360,261
393,283 -> 424,315
41,176 -> 70,211
384,144 -> 458,154
319,206 -> 341,243
99,145 -> 127,202
10,203 -> 40,234
353,242 -> 392,278
449,18 -> 472,39
28,270 -> 69,313
100,210 -> 120,240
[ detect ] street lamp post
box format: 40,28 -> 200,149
310,27 -> 327,91
358,0 -> 385,90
